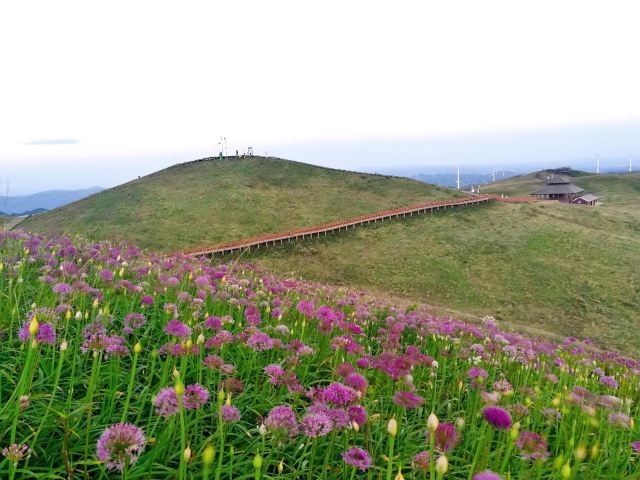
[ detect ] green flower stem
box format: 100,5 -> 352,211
468,422 -> 488,480
178,395 -> 187,480
120,347 -> 140,423
386,435 -> 395,480
429,429 -> 436,480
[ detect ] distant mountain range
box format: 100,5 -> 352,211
0,187 -> 104,215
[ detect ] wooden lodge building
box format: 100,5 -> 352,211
531,174 -> 598,205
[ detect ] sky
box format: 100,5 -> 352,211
1,1 -> 640,194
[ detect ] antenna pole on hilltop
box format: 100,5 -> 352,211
492,170 -> 496,183
630,155 -> 633,173
596,154 -> 600,174
456,165 -> 460,190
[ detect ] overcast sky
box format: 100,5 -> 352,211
1,1 -> 639,194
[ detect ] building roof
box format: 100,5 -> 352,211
544,174 -> 571,184
532,183 -> 584,195
573,194 -> 599,203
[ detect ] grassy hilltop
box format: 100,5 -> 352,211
21,156 -> 461,252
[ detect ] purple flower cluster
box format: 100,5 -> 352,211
18,321 -> 56,345
96,423 -> 145,471
342,447 -> 371,471
483,406 -> 512,430
516,431 -> 549,460
164,319 -> 192,338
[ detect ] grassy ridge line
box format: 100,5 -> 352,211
21,156 -> 464,252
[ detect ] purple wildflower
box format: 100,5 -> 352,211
473,471 -> 502,480
434,422 -> 461,452
300,412 -> 333,437
265,364 -> 285,384
413,451 -> 431,471
221,405 -> 241,423
516,431 -> 549,460
348,405 -> 367,426
98,269 -> 115,283
342,447 -> 372,471
316,383 -> 360,407
203,354 -> 224,369
483,406 -> 512,430
141,295 -> 154,306
154,387 -> 179,417
52,282 -> 73,295
609,412 -> 633,429
345,373 -> 368,394
246,332 -> 274,352
467,367 -> 488,389
18,321 -> 56,345
2,444 -> 31,465
632,441 -> 640,455
123,313 -> 145,335
599,375 -> 619,389
183,384 -> 209,410
393,390 -> 425,409
296,300 -> 315,317
96,423 -> 145,471
264,405 -> 299,439
164,319 -> 192,338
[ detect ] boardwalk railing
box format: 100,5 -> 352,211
180,194 -> 515,257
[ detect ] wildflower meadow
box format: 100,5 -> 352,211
0,230 -> 638,479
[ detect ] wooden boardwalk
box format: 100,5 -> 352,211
181,194 -> 534,257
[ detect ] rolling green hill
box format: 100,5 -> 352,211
21,156 -> 462,251
21,159 -> 640,354
247,173 -> 640,355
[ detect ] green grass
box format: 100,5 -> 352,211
21,156 -> 461,252
20,162 -> 640,354
248,174 -> 640,356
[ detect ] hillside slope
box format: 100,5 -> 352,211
21,156 -> 462,251
249,174 -> 640,355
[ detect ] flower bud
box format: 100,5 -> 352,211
253,453 -> 263,471
75,311 -> 83,321
65,309 -> 72,320
590,444 -> 599,459
185,339 -> 193,352
29,316 -> 39,336
278,459 -> 284,474
427,412 -> 439,432
19,395 -> 30,410
218,389 -> 226,403
509,426 -> 519,441
197,333 -> 205,345
60,340 -> 68,351
134,342 -> 142,354
183,446 -> 191,462
574,444 -> 587,462
351,421 -> 360,432
202,445 -> 215,465
172,367 -> 180,378
456,417 -> 465,430
387,418 -> 398,437
92,298 -> 99,309
561,462 -> 571,479
175,380 -> 185,396
395,467 -> 405,480
435,454 -> 448,475
258,423 -> 267,436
